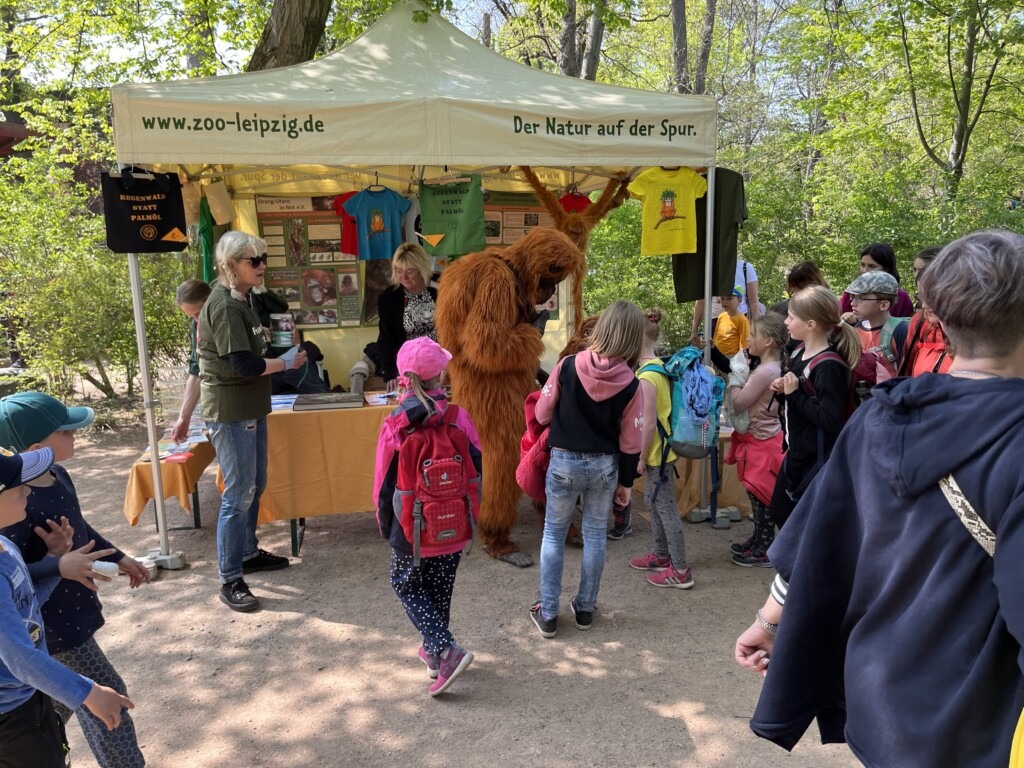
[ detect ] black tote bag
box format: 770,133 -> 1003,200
101,170 -> 189,253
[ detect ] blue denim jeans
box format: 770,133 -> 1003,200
207,418 -> 267,583
539,449 -> 619,619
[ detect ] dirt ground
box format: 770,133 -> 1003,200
58,425 -> 859,768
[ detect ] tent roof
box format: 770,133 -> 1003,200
111,0 -> 716,193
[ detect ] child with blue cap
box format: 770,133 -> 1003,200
0,444 -> 134,767
0,391 -> 147,767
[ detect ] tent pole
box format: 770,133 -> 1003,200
128,253 -> 186,571
698,166 -> 717,517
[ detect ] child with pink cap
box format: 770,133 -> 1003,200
372,336 -> 483,696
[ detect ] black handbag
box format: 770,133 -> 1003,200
101,169 -> 188,253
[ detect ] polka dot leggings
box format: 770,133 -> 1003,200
390,549 -> 461,656
52,636 -> 144,768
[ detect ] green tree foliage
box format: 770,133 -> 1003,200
0,150 -> 187,397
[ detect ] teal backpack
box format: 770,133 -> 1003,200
638,346 -> 726,463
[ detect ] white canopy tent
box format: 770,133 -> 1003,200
110,0 -> 719,559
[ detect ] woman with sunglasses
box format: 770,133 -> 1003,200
198,231 -> 306,612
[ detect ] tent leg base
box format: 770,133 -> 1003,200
143,549 -> 187,574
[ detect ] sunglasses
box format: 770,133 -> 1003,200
244,254 -> 268,267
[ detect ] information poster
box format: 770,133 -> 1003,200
482,190 -> 555,247
259,195 -> 361,329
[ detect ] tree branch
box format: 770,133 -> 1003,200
897,9 -> 945,169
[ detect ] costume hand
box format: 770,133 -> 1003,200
170,418 -> 189,443
613,485 -> 631,508
735,622 -> 775,678
58,541 -> 117,591
118,556 -> 151,589
385,378 -> 398,394
781,372 -> 799,395
83,684 -> 134,731
34,516 -> 73,557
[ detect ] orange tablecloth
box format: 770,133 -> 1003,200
252,405 -> 392,524
123,440 -> 216,526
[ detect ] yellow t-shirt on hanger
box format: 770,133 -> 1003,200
628,167 -> 707,256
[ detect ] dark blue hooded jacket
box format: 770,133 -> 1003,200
753,373 -> 1024,767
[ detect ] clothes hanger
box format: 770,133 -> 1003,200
421,165 -> 472,186
367,171 -> 387,192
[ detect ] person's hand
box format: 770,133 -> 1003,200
278,346 -> 307,371
117,556 -> 151,589
291,349 -> 308,370
689,332 -> 701,348
769,377 -> 786,393
83,684 -> 134,731
57,541 -> 117,591
613,485 -> 631,508
385,378 -> 398,394
841,311 -> 857,325
34,516 -> 73,557
735,621 -> 775,677
169,417 -> 189,443
781,371 -> 799,395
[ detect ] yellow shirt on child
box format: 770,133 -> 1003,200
638,361 -> 679,466
713,311 -> 750,357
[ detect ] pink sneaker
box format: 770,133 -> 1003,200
429,644 -> 474,696
630,553 -> 671,571
647,564 -> 695,589
418,646 -> 439,678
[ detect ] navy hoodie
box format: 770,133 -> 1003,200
753,374 -> 1024,767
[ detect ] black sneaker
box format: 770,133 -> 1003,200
530,601 -> 557,638
730,538 -> 753,556
570,596 -> 593,630
242,549 -> 290,573
731,550 -> 773,568
220,578 -> 259,612
607,501 -> 633,540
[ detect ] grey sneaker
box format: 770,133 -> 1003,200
530,601 -> 557,638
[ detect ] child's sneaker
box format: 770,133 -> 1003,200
730,538 -> 753,556
732,549 -> 773,568
428,644 -> 474,696
629,553 -> 671,571
570,596 -> 593,630
418,645 -> 440,679
529,601 -> 557,638
647,564 -> 695,589
607,501 -> 633,540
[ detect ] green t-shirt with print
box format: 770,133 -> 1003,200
198,283 -> 271,423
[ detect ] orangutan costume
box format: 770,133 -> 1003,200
514,164 -> 622,334
435,228 -> 586,565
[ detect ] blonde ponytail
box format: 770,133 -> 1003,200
404,372 -> 442,414
832,324 -> 862,368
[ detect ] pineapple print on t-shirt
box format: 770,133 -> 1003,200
628,167 -> 707,256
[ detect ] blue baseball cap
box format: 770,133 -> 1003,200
0,392 -> 95,452
0,446 -> 54,493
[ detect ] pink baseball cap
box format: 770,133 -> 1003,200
396,336 -> 452,383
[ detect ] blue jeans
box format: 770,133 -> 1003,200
539,449 -> 618,619
207,418 -> 267,583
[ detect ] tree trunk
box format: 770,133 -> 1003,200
558,0 -> 581,77
83,361 -> 116,398
247,0 -> 332,71
693,0 -> 717,95
581,3 -> 605,81
944,6 -> 979,199
482,13 -> 492,49
671,0 -> 690,93
185,3 -> 215,75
